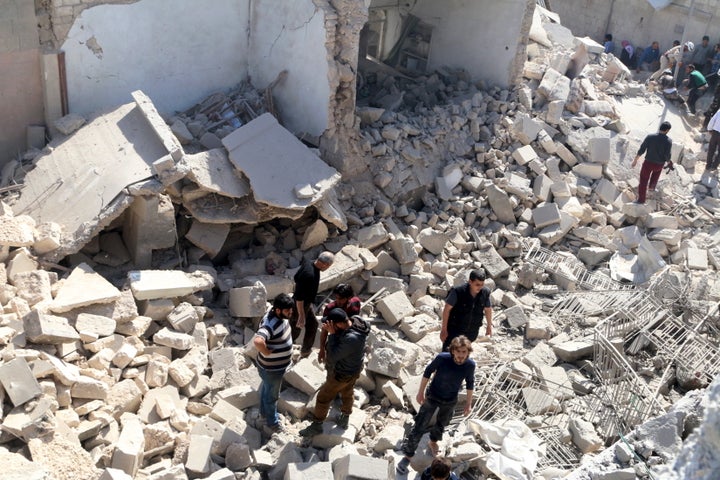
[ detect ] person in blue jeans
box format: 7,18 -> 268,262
396,336 -> 476,475
253,293 -> 294,433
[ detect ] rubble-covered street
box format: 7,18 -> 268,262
0,2 -> 719,480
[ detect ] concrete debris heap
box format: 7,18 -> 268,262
0,4 -> 719,480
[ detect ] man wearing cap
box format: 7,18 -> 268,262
318,283 -> 362,364
299,308 -> 371,436
252,293 -> 295,433
650,42 -> 688,81
291,251 -> 334,358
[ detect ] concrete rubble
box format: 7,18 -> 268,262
0,3 -> 717,480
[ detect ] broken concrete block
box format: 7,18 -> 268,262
300,219 -> 329,251
570,417 -> 603,453
555,143 -> 578,167
578,247 -> 612,267
648,228 -> 682,247
367,276 -> 405,294
128,269 -> 215,300
381,382 -> 405,409
185,221 -> 230,259
0,357 -> 41,406
49,263 -> 121,313
356,224 -> 390,249
594,178 -> 619,204
132,90 -> 183,161
376,290 -> 414,326
417,228 -> 448,255
186,434 -> 213,474
72,375 -> 109,400
318,245 -> 368,292
588,137 -> 611,164
76,313 -> 116,337
687,247 -> 708,270
112,416 -> 145,477
284,462 -> 334,480
399,313 -> 435,343
54,112 -> 86,135
0,214 -> 34,248
523,342 -> 558,372
166,302 -> 200,334
525,316 -> 555,340
284,357 -> 326,396
538,366 -> 574,400
645,213 -> 679,229
572,162 -> 603,180
228,283 -> 267,318
153,328 -> 195,350
12,270 -> 52,306
24,310 -> 80,344
504,305 -> 529,328
486,184 -> 516,224
532,203 -> 561,228
522,387 -> 559,415
512,145 -> 538,165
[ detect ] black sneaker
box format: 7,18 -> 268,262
396,457 -> 410,474
336,413 -> 349,429
299,421 -> 323,437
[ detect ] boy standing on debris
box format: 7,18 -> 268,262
252,293 -> 295,433
396,336 -> 475,475
440,269 -> 492,351
299,308 -> 371,436
291,251 -> 334,358
631,121 -> 673,204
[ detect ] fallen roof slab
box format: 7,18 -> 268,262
12,97 -> 174,257
221,113 -> 341,211
184,192 -> 305,224
178,149 -> 251,198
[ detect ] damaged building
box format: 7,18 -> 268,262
0,0 -> 719,479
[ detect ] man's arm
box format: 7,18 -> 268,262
253,335 -> 271,356
484,307 -> 493,336
632,138 -> 648,167
295,299 -> 306,328
416,376 -> 430,405
440,303 -> 452,342
463,389 -> 474,416
318,327 -> 329,363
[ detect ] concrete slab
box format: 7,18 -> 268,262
222,113 -> 341,211
127,269 -> 214,300
12,101 -> 168,259
178,149 -> 250,198
50,263 -> 122,313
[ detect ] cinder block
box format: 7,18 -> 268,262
588,137 -> 611,164
167,302 -> 199,333
185,434 -> 213,474
331,454 -> 391,480
111,417 -> 145,476
532,203 -> 561,228
376,291 -> 414,326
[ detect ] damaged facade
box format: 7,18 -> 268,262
0,0 -> 719,479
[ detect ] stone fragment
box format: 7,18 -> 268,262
569,417 -> 603,453
112,417 -> 145,476
417,228 -> 448,255
376,291 -> 414,326
24,310 -> 80,344
50,263 -> 121,313
504,305 -> 529,328
128,269 -> 215,300
0,357 -> 41,406
332,453 -> 390,479
76,313 -> 116,337
185,221 -> 230,258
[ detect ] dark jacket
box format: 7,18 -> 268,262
446,283 -> 491,341
637,133 -> 672,165
327,316 -> 371,377
293,257 -> 320,304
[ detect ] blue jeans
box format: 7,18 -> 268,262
257,365 -> 285,426
401,394 -> 457,457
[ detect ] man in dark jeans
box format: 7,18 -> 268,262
299,308 -> 371,436
683,64 -> 708,114
631,121 -> 673,204
396,336 -> 475,475
440,269 -> 492,351
291,251 -> 334,358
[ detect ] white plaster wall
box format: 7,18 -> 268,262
62,0 -> 249,116
248,0 -> 330,137
412,0 -> 527,88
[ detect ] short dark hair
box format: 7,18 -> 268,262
469,269 -> 486,282
332,283 -> 354,299
273,293 -> 294,310
687,64 -> 696,71
659,121 -> 672,132
429,457 -> 452,479
605,33 -> 613,41
703,35 -> 710,41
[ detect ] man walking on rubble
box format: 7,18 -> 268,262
252,293 -> 294,433
291,251 -> 334,358
299,308 -> 371,436
682,64 -> 708,114
704,108 -> 720,173
631,121 -> 673,204
396,336 -> 475,475
440,269 -> 492,351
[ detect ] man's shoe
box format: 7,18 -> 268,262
299,421 -> 323,437
336,413 -> 350,429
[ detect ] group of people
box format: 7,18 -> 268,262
252,249 -> 495,477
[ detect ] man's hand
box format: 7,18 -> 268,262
318,348 -> 326,364
665,161 -> 675,172
631,156 -> 639,168
485,326 -> 492,337
297,312 -> 306,329
440,328 -> 448,342
416,391 -> 425,405
463,402 -> 471,416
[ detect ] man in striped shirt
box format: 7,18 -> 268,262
253,293 -> 294,433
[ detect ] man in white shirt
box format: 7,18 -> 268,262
706,109 -> 720,172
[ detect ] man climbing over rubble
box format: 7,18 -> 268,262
252,293 -> 295,434
631,121 -> 673,205
299,308 -> 371,436
440,269 -> 492,351
318,283 -> 362,364
291,251 -> 334,358
396,336 -> 475,475
682,64 -> 708,114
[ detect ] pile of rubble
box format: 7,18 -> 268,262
0,4 -> 719,480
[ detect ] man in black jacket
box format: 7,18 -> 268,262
291,251 -> 334,358
440,269 -> 493,351
299,308 -> 371,436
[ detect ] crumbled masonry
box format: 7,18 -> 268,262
0,4 -> 719,480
